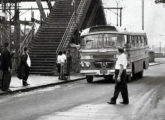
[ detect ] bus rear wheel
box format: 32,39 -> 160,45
138,71 -> 143,78
86,76 -> 93,83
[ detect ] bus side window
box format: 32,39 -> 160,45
126,35 -> 131,48
144,36 -> 148,45
138,36 -> 141,47
139,36 -> 143,47
135,36 -> 139,47
132,36 -> 135,47
141,36 -> 145,46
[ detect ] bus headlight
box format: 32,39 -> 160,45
80,62 -> 91,68
80,62 -> 85,67
85,62 -> 91,67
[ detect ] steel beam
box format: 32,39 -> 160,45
0,0 -> 48,3
0,8 -> 49,10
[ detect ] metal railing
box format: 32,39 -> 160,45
18,23 -> 35,55
56,0 -> 91,54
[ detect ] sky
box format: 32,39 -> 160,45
103,0 -> 165,49
1,0 -> 165,49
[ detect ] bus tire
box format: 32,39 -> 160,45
86,76 -> 93,83
104,75 -> 114,83
126,74 -> 132,82
132,64 -> 136,79
138,71 -> 143,78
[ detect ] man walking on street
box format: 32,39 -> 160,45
1,42 -> 12,92
107,48 -> 129,105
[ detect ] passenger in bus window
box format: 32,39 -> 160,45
107,48 -> 129,105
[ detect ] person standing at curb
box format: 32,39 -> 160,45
57,51 -> 62,80
107,48 -> 129,105
66,50 -> 72,80
1,42 -> 12,92
19,47 -> 31,86
62,51 -> 67,80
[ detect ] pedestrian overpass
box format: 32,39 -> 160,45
28,0 -> 106,75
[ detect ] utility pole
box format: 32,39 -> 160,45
160,41 -> 161,53
142,0 -> 144,30
120,8 -> 122,26
116,1 -> 119,26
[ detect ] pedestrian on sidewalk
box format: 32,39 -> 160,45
66,50 -> 72,80
107,48 -> 129,105
61,51 -> 67,80
62,51 -> 67,63
0,46 -> 3,89
57,51 -> 62,79
19,47 -> 31,86
1,42 -> 12,92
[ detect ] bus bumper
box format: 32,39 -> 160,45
80,69 -> 132,76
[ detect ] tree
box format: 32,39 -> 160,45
155,0 -> 165,3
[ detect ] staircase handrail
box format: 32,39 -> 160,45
18,23 -> 35,55
56,0 -> 89,54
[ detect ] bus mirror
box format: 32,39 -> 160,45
70,43 -> 80,50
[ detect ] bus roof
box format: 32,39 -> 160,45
80,25 -> 146,36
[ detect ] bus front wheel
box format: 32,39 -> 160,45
86,76 -> 93,83
126,74 -> 132,82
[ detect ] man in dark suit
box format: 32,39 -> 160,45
1,42 -> 12,91
20,47 -> 31,86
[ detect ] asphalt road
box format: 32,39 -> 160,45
0,63 -> 165,120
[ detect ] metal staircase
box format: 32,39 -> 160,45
29,0 -> 93,75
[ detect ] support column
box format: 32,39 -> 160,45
36,0 -> 46,20
14,2 -> 20,52
13,1 -> 20,73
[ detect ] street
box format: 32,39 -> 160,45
0,63 -> 165,120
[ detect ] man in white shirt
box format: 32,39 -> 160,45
57,51 -> 67,80
62,51 -> 67,63
107,48 -> 129,105
57,51 -> 64,80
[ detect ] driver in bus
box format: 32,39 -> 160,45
107,47 -> 129,105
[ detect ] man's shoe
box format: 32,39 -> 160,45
2,89 -> 12,93
120,102 -> 129,104
23,83 -> 30,86
107,101 -> 116,104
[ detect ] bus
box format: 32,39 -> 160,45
79,25 -> 149,83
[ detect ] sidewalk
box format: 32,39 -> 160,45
149,58 -> 165,66
0,74 -> 85,95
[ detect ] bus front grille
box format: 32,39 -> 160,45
93,62 -> 115,69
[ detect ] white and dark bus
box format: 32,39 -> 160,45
79,25 -> 149,83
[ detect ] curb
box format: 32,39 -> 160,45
0,77 -> 86,96
149,62 -> 165,67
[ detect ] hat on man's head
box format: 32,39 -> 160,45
118,47 -> 124,53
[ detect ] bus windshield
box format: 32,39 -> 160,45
81,34 -> 125,49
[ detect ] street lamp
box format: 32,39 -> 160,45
160,34 -> 165,53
